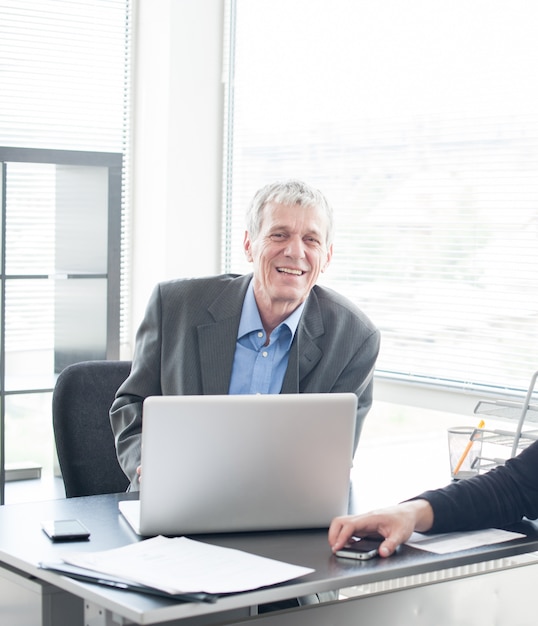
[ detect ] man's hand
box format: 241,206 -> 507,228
328,500 -> 434,557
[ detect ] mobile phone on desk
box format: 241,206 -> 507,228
335,537 -> 382,561
41,519 -> 90,542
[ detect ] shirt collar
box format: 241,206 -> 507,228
237,280 -> 306,342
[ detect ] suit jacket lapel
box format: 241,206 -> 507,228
281,289 -> 324,393
197,274 -> 251,394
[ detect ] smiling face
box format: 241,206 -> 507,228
244,201 -> 333,325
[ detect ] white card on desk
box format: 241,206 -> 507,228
406,528 -> 526,554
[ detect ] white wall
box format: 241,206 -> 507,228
130,0 -> 224,336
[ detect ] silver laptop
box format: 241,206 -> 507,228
119,393 -> 357,536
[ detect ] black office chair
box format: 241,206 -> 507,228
53,360 -> 132,497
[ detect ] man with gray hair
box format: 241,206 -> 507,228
111,178 -> 380,489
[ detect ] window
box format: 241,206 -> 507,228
0,0 -> 131,345
223,0 -> 538,399
0,0 -> 131,500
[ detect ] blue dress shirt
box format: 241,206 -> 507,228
228,281 -> 305,395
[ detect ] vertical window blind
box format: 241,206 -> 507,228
0,0 -> 132,352
222,0 -> 538,397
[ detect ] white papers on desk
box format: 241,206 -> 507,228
406,528 -> 526,554
61,535 -> 314,595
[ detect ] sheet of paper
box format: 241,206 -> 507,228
62,535 -> 314,595
406,528 -> 526,554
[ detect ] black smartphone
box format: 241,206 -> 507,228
41,519 -> 90,542
335,537 -> 382,561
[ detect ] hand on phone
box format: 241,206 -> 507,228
334,537 -> 382,560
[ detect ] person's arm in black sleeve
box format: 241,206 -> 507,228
416,439 -> 538,533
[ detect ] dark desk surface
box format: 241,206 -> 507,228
1,492 -> 538,624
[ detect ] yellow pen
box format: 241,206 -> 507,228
453,419 -> 485,476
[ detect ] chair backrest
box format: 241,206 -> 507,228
53,360 -> 131,497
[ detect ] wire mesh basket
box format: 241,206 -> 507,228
472,370 -> 538,471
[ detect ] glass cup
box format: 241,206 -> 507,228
447,426 -> 483,479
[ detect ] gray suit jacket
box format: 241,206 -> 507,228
110,273 -> 380,489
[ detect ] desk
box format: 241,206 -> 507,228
1,493 -> 538,625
